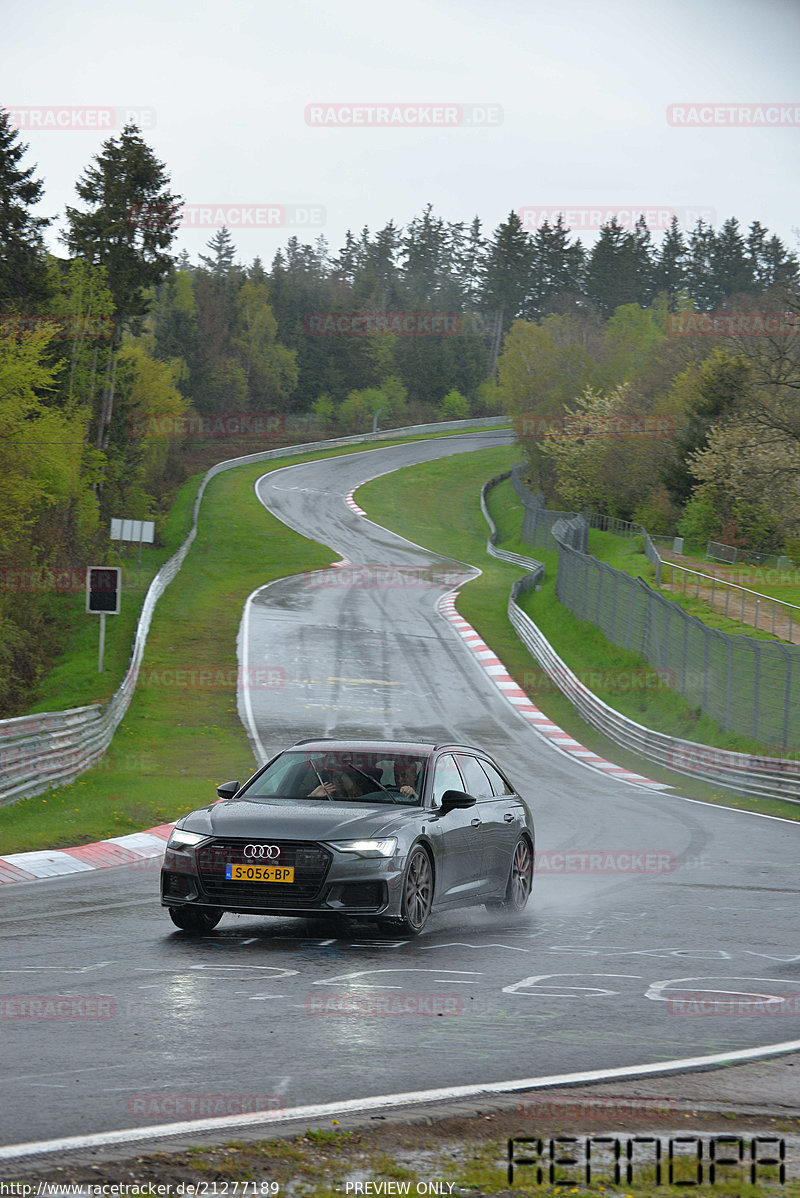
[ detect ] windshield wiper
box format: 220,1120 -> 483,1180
346,764 -> 401,802
309,758 -> 333,800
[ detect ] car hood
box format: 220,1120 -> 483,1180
180,797 -> 422,842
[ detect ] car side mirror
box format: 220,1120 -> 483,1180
439,789 -> 476,813
216,780 -> 240,800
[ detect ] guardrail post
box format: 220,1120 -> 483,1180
753,643 -> 761,741
783,650 -> 792,751
725,641 -> 733,731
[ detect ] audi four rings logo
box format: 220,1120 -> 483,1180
244,844 -> 280,859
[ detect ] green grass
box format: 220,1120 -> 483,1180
27,474 -> 202,714
0,429 -> 506,854
358,466 -> 800,821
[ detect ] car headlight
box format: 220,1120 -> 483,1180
330,837 -> 398,858
167,829 -> 208,850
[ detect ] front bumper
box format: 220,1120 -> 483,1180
160,836 -> 405,917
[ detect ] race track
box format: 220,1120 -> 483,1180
2,430 -> 799,1152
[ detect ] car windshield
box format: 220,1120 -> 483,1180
238,749 -> 428,804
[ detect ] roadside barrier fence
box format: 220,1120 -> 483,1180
483,470 -> 800,798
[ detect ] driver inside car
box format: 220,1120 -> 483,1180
394,758 -> 422,799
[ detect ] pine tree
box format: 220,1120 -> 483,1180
482,211 -> 536,330
529,216 -> 585,319
64,124 -> 180,446
0,109 -> 50,309
710,217 -> 754,299
760,235 -> 799,291
653,216 -> 686,305
402,203 -> 447,304
199,227 -> 237,277
457,216 -> 486,308
685,220 -> 718,310
631,215 -> 656,306
583,219 -> 641,317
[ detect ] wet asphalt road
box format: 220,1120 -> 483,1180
1,431 -> 799,1148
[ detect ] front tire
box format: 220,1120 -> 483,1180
168,906 -> 223,933
387,845 -> 434,936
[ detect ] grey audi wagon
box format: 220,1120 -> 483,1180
161,739 -> 535,935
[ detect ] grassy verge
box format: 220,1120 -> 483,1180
0,430 -> 504,854
358,464 -> 800,821
26,474 -> 202,714
7,1108 -> 799,1194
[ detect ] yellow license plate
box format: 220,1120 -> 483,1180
225,864 -> 295,882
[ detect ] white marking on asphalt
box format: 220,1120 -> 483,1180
0,963 -> 113,974
312,967 -> 482,988
503,973 -> 643,997
6,1039 -> 800,1160
420,942 -> 529,953
745,951 -> 800,962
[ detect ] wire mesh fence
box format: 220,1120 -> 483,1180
553,515 -> 800,751
506,468 -> 800,749
483,472 -> 800,799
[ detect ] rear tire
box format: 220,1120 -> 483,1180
497,837 -> 534,912
168,906 -> 223,933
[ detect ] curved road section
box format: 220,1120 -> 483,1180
1,430 -> 798,1155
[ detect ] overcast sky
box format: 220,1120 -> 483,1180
5,0 -> 799,267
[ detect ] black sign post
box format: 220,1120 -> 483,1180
86,567 -> 121,673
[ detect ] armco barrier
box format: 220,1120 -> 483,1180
0,418 -> 509,806
481,472 -> 800,803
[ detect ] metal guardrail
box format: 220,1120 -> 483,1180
707,539 -> 794,570
480,470 -> 547,577
0,417 -> 510,807
662,559 -> 800,643
480,472 -> 800,803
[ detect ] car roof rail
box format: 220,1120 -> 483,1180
291,737 -> 336,746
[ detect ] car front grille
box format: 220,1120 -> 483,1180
196,839 -> 332,907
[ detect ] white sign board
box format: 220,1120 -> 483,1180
110,518 -> 155,543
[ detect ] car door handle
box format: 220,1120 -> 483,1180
504,813 -> 515,822
471,818 -> 482,827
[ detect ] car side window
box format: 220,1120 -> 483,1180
454,754 -> 494,799
431,754 -> 465,808
479,759 -> 514,795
